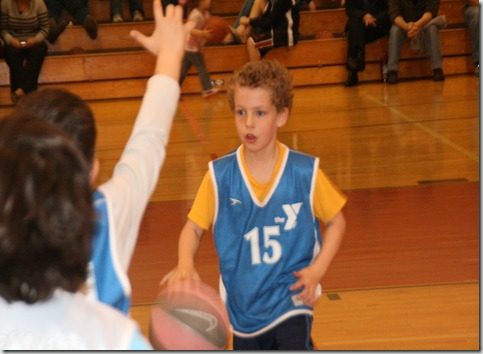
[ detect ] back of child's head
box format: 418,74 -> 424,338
0,114 -> 94,304
227,60 -> 293,113
16,89 -> 97,166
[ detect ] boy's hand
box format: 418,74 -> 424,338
290,265 -> 322,307
160,266 -> 201,288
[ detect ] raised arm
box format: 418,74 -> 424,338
98,1 -> 194,272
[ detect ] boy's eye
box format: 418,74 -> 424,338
235,109 -> 245,117
255,110 -> 265,117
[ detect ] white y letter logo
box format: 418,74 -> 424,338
282,202 -> 302,230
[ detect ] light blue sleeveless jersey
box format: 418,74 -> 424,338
210,146 -> 321,336
90,191 -> 130,314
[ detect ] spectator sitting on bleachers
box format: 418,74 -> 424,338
223,0 -> 313,45
111,0 -> 144,22
463,0 -> 479,75
386,0 -> 445,84
344,0 -> 391,86
45,0 -> 97,43
0,0 -> 49,103
223,0 -> 267,44
245,0 -> 300,61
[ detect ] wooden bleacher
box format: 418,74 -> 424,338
0,0 -> 473,104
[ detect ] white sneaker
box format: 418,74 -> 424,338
201,87 -> 219,98
133,10 -> 144,21
211,79 -> 224,87
112,13 -> 123,23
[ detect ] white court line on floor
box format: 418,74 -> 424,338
362,92 -> 478,162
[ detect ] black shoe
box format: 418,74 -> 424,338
345,70 -> 358,87
83,14 -> 98,39
433,68 -> 445,82
387,70 -> 398,84
47,17 -> 69,43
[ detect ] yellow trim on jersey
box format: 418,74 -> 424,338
188,142 -> 347,230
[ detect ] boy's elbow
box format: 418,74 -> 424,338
329,211 -> 346,235
186,219 -> 206,238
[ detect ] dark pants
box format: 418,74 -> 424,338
4,42 -> 47,93
44,0 -> 89,24
345,14 -> 390,72
233,315 -> 314,350
111,0 -> 144,16
179,51 -> 213,91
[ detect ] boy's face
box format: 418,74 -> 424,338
233,85 -> 288,155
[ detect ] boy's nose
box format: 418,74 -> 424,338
245,114 -> 255,127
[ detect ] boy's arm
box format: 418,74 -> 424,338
161,220 -> 205,287
97,2 -> 193,272
161,172 -> 214,286
290,211 -> 346,306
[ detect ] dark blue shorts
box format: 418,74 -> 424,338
233,314 -> 314,350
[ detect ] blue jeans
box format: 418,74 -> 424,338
233,315 -> 314,350
111,0 -> 144,16
387,24 -> 443,71
464,5 -> 479,65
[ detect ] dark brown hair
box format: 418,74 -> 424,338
16,88 -> 97,166
0,114 -> 94,304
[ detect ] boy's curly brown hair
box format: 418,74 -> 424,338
227,60 -> 293,113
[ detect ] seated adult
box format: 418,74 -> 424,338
0,0 -> 49,103
45,0 -> 98,43
245,0 -> 300,61
386,0 -> 445,84
344,0 -> 391,86
223,0 -> 268,44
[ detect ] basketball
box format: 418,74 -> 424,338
149,279 -> 231,350
205,16 -> 230,44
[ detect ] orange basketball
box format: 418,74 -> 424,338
205,16 -> 230,44
149,279 -> 231,350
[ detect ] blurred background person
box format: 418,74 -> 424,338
0,0 -> 49,103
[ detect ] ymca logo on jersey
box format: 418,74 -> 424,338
229,197 -> 242,206
274,202 -> 302,230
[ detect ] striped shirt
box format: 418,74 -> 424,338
0,0 -> 49,45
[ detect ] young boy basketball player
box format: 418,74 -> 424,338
163,60 -> 347,350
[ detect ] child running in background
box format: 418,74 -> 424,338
162,60 -> 347,350
179,0 -> 220,98
14,0 -> 192,316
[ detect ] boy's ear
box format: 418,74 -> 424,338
276,107 -> 289,127
90,157 -> 100,185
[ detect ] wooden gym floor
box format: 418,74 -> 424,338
2,73 -> 475,349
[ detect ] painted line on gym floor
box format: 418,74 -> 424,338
178,100 -> 218,160
363,92 -> 478,162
